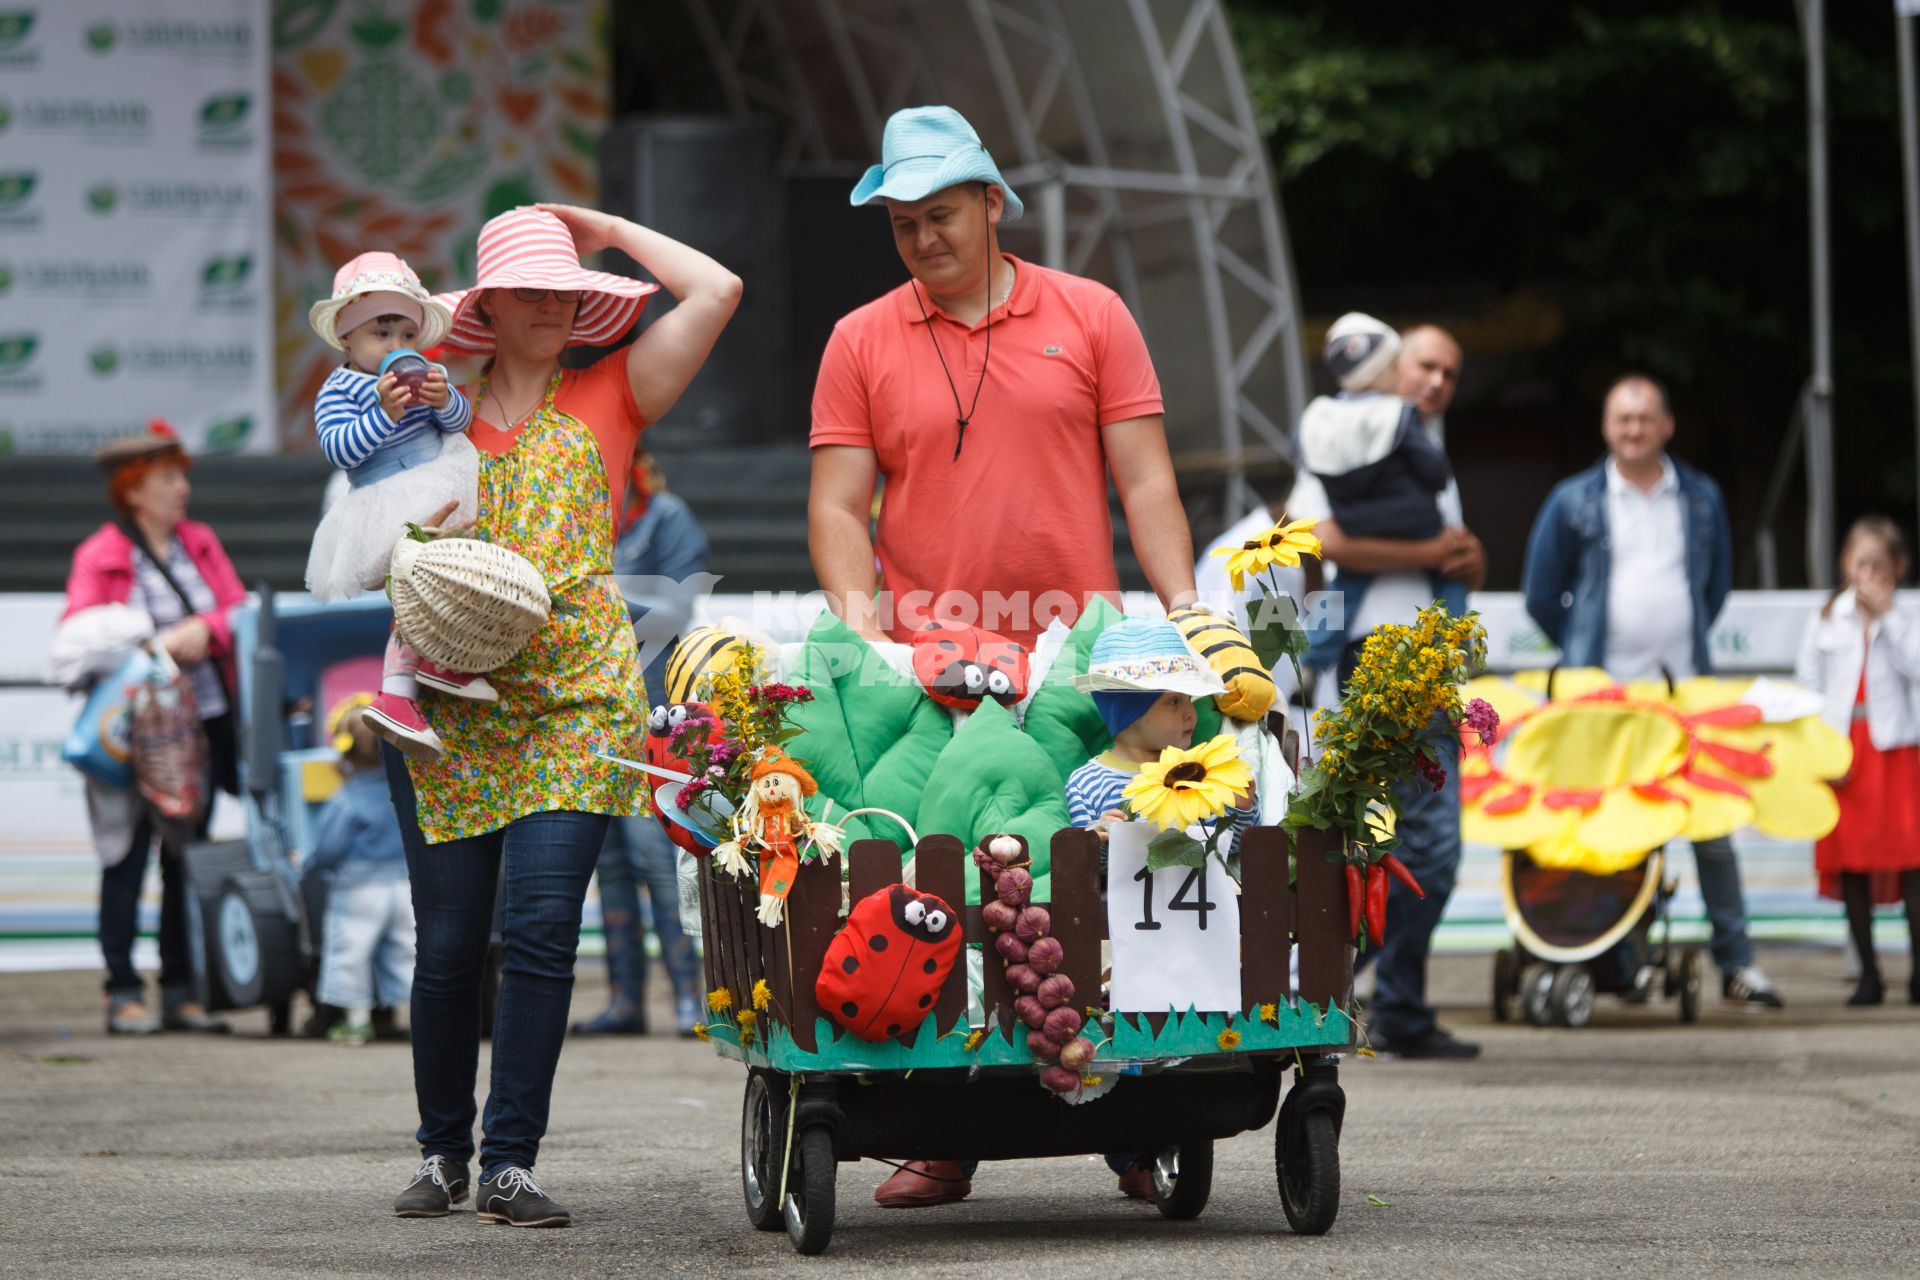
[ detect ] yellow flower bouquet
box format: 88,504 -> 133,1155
1284,602 -> 1496,945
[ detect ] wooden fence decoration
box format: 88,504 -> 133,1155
696,823 -> 1355,1057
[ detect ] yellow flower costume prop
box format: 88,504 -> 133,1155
1460,669 -> 1851,875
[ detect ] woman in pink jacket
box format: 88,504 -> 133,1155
59,424 -> 245,1035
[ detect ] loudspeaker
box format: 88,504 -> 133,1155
785,171 -> 912,435
599,116 -> 785,444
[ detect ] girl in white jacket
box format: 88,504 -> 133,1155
1793,516 -> 1920,1005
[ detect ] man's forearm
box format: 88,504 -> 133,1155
808,506 -> 882,632
1120,479 -> 1197,608
1317,518 -> 1440,574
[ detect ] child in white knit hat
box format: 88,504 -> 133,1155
1297,312 -> 1467,673
305,251 -> 487,762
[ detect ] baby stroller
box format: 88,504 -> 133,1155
1489,845 -> 1708,1028
1462,666 -> 1850,1031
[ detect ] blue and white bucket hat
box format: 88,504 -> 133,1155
850,106 -> 1024,220
1071,618 -> 1224,698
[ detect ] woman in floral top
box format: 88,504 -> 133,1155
383,206 -> 739,1228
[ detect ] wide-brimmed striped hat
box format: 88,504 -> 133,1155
435,207 -> 657,355
1070,619 -> 1225,698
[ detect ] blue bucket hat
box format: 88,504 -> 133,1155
1070,619 -> 1224,698
850,106 -> 1024,220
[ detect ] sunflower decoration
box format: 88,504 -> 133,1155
1208,515 -> 1321,694
1211,516 -> 1322,593
1122,733 -> 1255,871
1460,669 -> 1851,875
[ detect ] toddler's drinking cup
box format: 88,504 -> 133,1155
380,348 -> 432,397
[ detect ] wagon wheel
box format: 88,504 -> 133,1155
1549,965 -> 1595,1028
1151,1140 -> 1213,1220
1677,946 -> 1707,1024
783,1126 -> 837,1255
1492,948 -> 1517,1023
740,1071 -> 787,1231
1277,1110 -> 1340,1235
1518,962 -> 1556,1027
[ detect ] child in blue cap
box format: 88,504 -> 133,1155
1067,618 -> 1257,866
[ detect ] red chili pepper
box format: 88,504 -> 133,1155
1365,863 -> 1388,946
1380,853 -> 1425,900
1345,863 -> 1364,941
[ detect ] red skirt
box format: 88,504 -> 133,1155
1815,713 -> 1920,903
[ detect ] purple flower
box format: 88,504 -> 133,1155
1464,697 -> 1501,746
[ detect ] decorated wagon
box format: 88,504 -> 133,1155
695,821 -> 1355,1254
629,524 -> 1479,1254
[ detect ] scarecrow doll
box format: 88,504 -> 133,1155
714,748 -> 843,926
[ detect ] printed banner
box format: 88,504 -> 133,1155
0,1 -> 275,456
271,0 -> 609,450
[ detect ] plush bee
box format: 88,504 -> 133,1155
664,624 -> 770,705
816,883 -> 962,1042
1168,605 -> 1276,721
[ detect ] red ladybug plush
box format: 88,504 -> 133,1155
816,884 -> 962,1042
644,701 -> 725,857
910,621 -> 1029,710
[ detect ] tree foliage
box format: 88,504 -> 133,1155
1231,2 -> 1909,570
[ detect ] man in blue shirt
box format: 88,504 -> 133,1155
1521,374 -> 1782,1009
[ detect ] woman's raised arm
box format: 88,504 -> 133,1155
536,203 -> 742,425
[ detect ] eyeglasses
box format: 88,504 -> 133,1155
510,288 -> 581,303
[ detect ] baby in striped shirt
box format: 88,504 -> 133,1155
305,252 -> 489,762
1067,618 -> 1256,871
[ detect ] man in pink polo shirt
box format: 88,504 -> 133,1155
809,105 -> 1196,650
809,105 -> 1199,1210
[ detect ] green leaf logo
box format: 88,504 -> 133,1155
87,183 -> 116,213
0,12 -> 34,49
0,102 -> 12,132
88,345 -> 118,376
0,265 -> 13,295
199,94 -> 250,130
201,255 -> 251,290
0,334 -> 37,373
0,171 -> 34,210
203,416 -> 251,452
85,21 -> 114,53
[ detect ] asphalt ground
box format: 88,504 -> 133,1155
3,947 -> 1916,1279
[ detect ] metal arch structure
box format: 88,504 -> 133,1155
646,0 -> 1308,519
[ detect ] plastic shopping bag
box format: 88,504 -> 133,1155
128,650 -> 208,844
61,647 -> 158,789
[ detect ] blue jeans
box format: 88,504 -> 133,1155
596,816 -> 700,1023
1689,836 -> 1754,973
382,746 -> 608,1178
98,815 -> 192,999
1355,728 -> 1462,1043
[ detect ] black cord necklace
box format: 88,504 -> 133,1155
913,246 -> 1006,460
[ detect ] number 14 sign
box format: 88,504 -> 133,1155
1105,821 -> 1242,1014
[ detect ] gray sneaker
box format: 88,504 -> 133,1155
393,1155 -> 470,1217
106,996 -> 161,1036
475,1166 -> 571,1228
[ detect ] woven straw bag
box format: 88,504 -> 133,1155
388,534 -> 551,673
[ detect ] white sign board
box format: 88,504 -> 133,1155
1105,821 -> 1241,1014
0,1 -> 275,456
